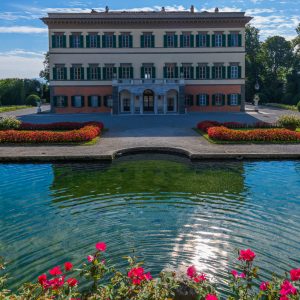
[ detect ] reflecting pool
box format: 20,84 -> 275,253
0,155 -> 299,295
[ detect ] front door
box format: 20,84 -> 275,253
143,89 -> 154,112
167,97 -> 175,112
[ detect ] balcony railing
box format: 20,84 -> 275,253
112,78 -> 185,85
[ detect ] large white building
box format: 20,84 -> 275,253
42,7 -> 252,114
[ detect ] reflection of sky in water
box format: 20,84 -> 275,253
0,158 -> 300,296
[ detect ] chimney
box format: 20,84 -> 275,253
190,5 -> 195,13
105,6 -> 109,13
215,7 -> 219,13
161,7 -> 165,12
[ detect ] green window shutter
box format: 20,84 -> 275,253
103,68 -> 107,80
141,35 -> 144,48
175,67 -> 179,78
102,35 -> 106,48
163,66 -> 167,78
196,34 -> 200,47
81,68 -> 85,80
64,68 -> 67,80
238,94 -> 242,105
53,68 -> 57,80
113,67 -> 117,77
81,96 -> 85,107
164,35 -> 167,48
97,67 -> 101,80
129,35 -> 133,48
87,67 -> 91,80
141,67 -> 145,79
212,94 -> 216,106
130,67 -> 134,79
118,35 -> 122,48
113,35 -> 117,48
196,66 -> 200,79
238,34 -> 242,47
88,96 -> 91,107
222,66 -> 226,79
180,66 -> 183,76
63,36 -> 67,48
174,35 -> 178,48
190,66 -> 194,79
71,96 -> 75,107
180,35 -> 184,47
80,35 -> 84,48
222,34 -> 226,47
151,35 -> 155,48
206,35 -> 210,47
86,35 -> 90,48
227,94 -> 231,105
53,96 -> 57,107
206,66 -> 210,79
97,35 -> 101,48
70,68 -> 74,80
238,66 -> 242,78
98,96 -> 101,107
64,96 -> 68,107
206,94 -> 210,106
152,67 -> 156,78
212,34 -> 215,47
52,35 -> 56,48
222,94 -> 226,105
228,34 -> 232,47
190,35 -> 194,47
212,66 -> 215,79
69,35 -> 73,48
118,67 -> 122,78
227,66 -> 231,79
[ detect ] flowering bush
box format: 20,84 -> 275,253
1,245 -> 300,300
0,115 -> 21,130
19,122 -> 104,131
277,115 -> 300,131
0,122 -> 103,143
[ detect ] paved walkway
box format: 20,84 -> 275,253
0,105 -> 300,161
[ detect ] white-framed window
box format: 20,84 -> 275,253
120,33 -> 131,48
185,95 -> 193,106
144,66 -> 153,79
90,95 -> 99,107
182,65 -> 192,79
89,66 -> 99,80
231,65 -> 239,79
143,33 -> 153,48
182,33 -> 191,47
89,34 -> 98,48
215,66 -> 223,79
104,34 -> 114,48
215,34 -> 222,47
56,96 -> 66,107
166,64 -> 176,78
57,67 -> 65,80
198,65 -> 206,79
73,67 -> 82,80
121,66 -> 131,79
104,65 -> 114,80
198,94 -> 207,106
198,34 -> 206,47
54,34 -> 64,48
230,33 -> 239,47
215,94 -> 223,106
230,94 -> 238,106
166,33 -> 175,47
72,35 -> 81,48
74,96 -> 83,107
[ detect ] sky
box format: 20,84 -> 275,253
0,0 -> 299,79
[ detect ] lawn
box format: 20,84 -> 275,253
265,103 -> 298,111
0,106 -> 32,113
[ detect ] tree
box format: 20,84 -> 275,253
39,52 -> 50,82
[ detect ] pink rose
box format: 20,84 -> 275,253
38,274 -> 47,285
260,281 -> 269,291
187,265 -> 197,278
67,278 -> 78,287
95,242 -> 107,252
206,294 -> 218,300
290,268 -> 300,281
280,280 -> 297,296
194,274 -> 207,283
64,262 -> 73,272
238,249 -> 256,262
49,266 -> 62,276
87,255 -> 94,262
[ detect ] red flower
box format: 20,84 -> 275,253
231,270 -> 245,279
64,262 -> 73,272
205,294 -> 218,300
238,249 -> 256,262
67,278 -> 78,287
128,267 -> 152,285
187,265 -> 197,278
128,267 -> 144,278
95,242 -> 107,252
290,268 -> 300,281
87,255 -> 94,262
38,274 -> 47,285
280,280 -> 297,296
49,266 -> 62,276
194,274 -> 207,283
46,276 -> 65,290
143,272 -> 153,281
260,281 -> 269,291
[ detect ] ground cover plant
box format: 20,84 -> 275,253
0,106 -> 31,113
197,120 -> 300,143
0,243 -> 299,300
0,120 -> 104,144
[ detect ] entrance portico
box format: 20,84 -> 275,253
112,79 -> 185,115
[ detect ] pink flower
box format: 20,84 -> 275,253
143,272 -> 153,281
67,278 -> 78,287
240,273 -> 246,279
231,270 -> 245,279
187,265 -> 197,278
47,276 -> 65,290
206,294 -> 218,300
95,242 -> 107,252
64,262 -> 73,272
280,280 -> 298,296
38,274 -> 47,285
260,281 -> 269,291
194,274 -> 207,283
238,249 -> 256,262
49,266 -> 62,276
87,255 -> 95,262
290,268 -> 300,281
128,267 -> 144,278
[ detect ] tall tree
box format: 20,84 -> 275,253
39,52 -> 50,82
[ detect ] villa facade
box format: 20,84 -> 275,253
42,7 -> 252,114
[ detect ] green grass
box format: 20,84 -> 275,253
0,105 -> 31,113
265,103 -> 298,111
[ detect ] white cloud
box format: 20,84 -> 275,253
0,26 -> 47,34
0,12 -> 33,21
246,8 -> 275,15
0,49 -> 45,58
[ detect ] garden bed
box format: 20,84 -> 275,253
197,121 -> 300,144
0,105 -> 31,113
0,122 -> 104,144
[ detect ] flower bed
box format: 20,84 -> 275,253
0,243 -> 299,300
197,121 -> 300,143
0,122 -> 103,144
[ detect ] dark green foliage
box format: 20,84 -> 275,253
25,94 -> 40,106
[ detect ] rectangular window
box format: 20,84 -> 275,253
215,34 -> 222,47
166,64 -> 176,78
215,94 -> 223,106
181,33 -> 191,47
104,33 -> 114,48
198,94 -> 207,106
74,96 -> 83,107
185,95 -> 193,106
88,34 -> 98,48
56,67 -> 66,80
198,66 -> 207,79
182,65 -> 193,79
72,34 -> 81,48
120,33 -> 131,48
104,65 -> 115,80
73,67 -> 82,80
144,66 -> 153,79
230,33 -> 239,47
197,34 -> 206,47
215,66 -> 223,79
120,65 -> 132,79
90,95 -> 100,107
231,65 -> 239,79
89,66 -> 100,80
56,96 -> 66,107
166,33 -> 175,48
53,34 -> 64,48
230,94 -> 238,105
142,33 -> 154,48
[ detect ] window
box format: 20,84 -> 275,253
72,66 -> 83,80
119,65 -> 132,79
88,65 -> 100,80
181,33 -> 192,47
215,94 -> 223,106
231,65 -> 239,79
90,95 -> 100,107
182,65 -> 193,79
56,66 -> 66,80
198,65 -> 207,79
103,33 -> 114,48
104,65 -> 115,80
73,96 -> 83,107
215,34 -> 222,47
123,98 -> 131,111
230,94 -> 238,105
87,34 -> 99,48
71,34 -> 82,48
215,66 -> 223,79
165,64 -> 177,78
198,94 -> 207,106
165,33 -> 177,48
185,95 -> 193,106
142,33 -> 154,48
142,65 -> 154,79
52,34 -> 65,48
197,33 -> 206,47
120,33 -> 132,48
55,96 -> 66,107
230,33 -> 239,47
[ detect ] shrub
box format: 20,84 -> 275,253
297,101 -> 300,112
277,114 -> 300,131
25,94 -> 40,106
0,115 -> 21,130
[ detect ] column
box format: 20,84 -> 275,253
163,95 -> 167,114
154,95 -> 158,114
140,95 -> 143,114
130,93 -> 134,114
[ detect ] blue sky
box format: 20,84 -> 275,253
0,0 -> 299,79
